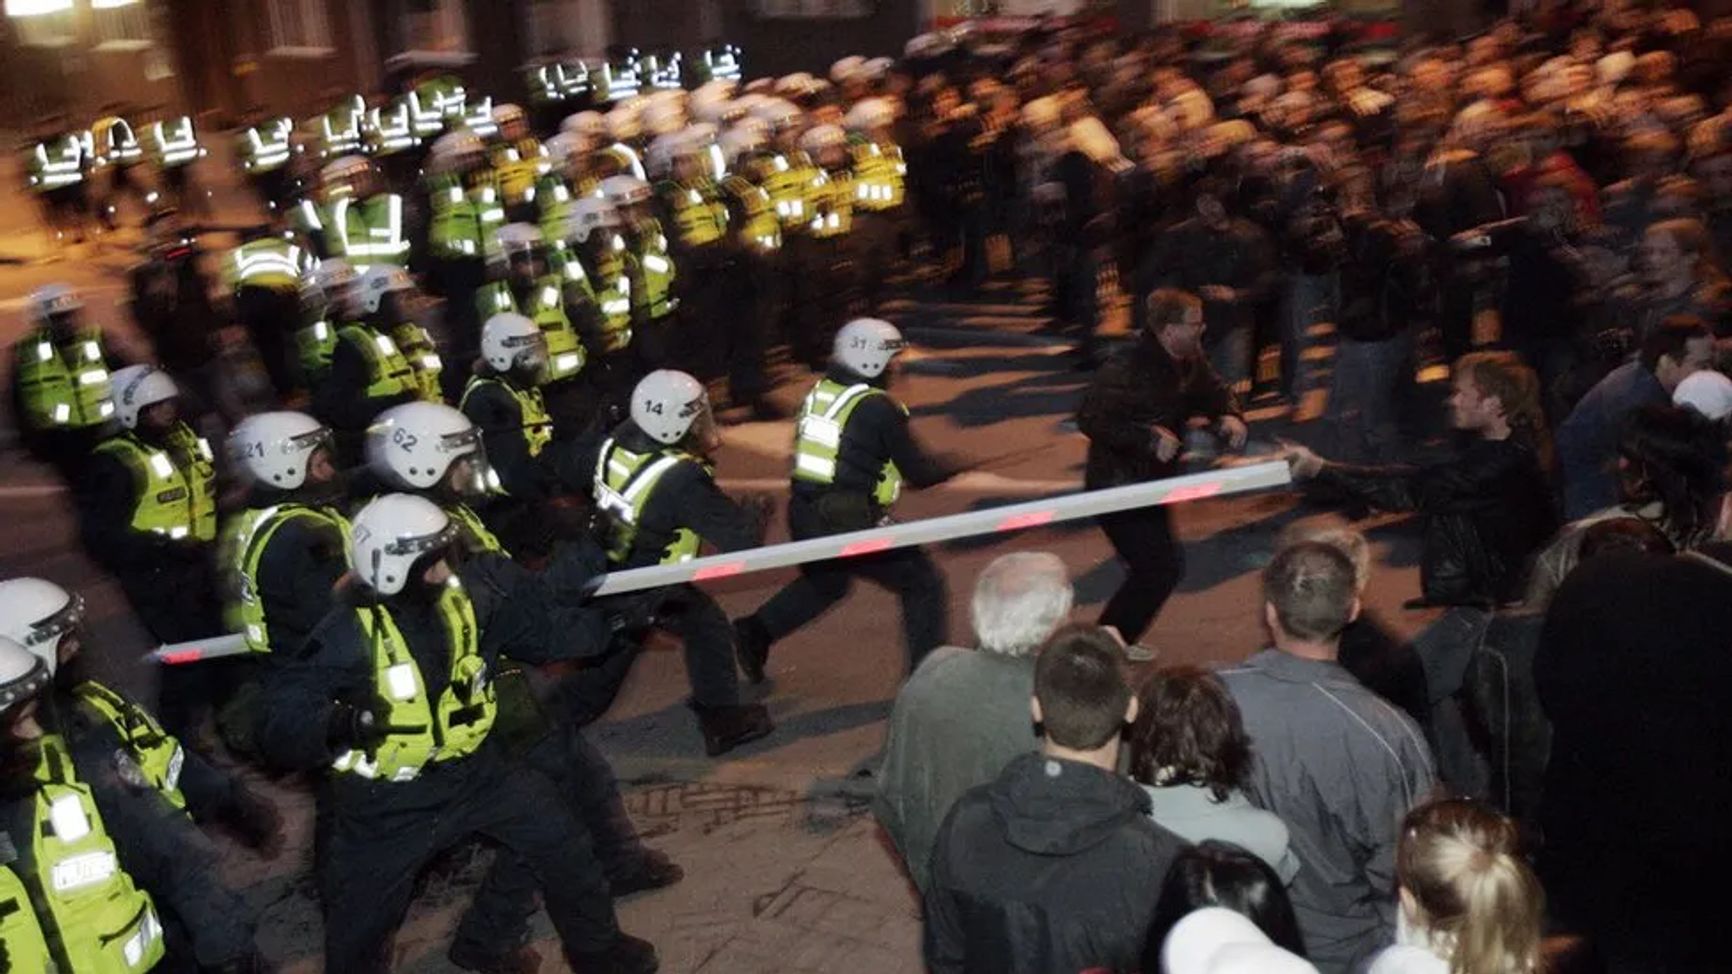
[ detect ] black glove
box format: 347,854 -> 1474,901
225,785 -> 285,860
324,702 -> 384,752
606,591 -> 664,636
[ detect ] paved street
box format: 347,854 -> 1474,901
0,149 -> 1446,971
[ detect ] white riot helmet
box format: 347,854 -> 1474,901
799,123 -> 847,161
311,259 -> 360,317
718,126 -> 766,167
228,411 -> 331,490
607,100 -> 644,143
566,195 -> 623,245
480,312 -> 547,374
429,130 -> 486,175
562,110 -> 609,141
775,72 -> 816,99
28,283 -> 82,328
0,578 -> 82,676
834,318 -> 906,378
0,637 -> 49,718
642,98 -> 687,138
366,402 -> 488,493
646,132 -> 684,178
544,132 -> 587,171
356,264 -> 414,316
631,369 -> 709,445
494,222 -> 547,266
843,98 -> 895,133
600,173 -> 653,208
348,494 -> 457,597
863,57 -> 894,81
319,155 -> 373,199
109,365 -> 178,430
831,56 -> 866,85
492,102 -> 528,130
750,97 -> 803,132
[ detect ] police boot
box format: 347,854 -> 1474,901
608,849 -> 685,897
568,932 -> 659,974
448,942 -> 542,974
690,701 -> 774,757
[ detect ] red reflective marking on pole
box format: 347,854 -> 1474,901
692,562 -> 747,581
157,650 -> 203,665
996,510 -> 1055,531
1162,482 -> 1224,505
840,538 -> 892,557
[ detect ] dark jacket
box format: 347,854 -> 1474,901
1555,360 -> 1668,519
255,546 -> 612,789
313,317 -> 417,438
240,488 -> 351,659
1536,544 -> 1732,970
793,367 -> 956,523
923,752 -> 1186,974
587,422 -> 767,569
1139,216 -> 1277,338
1336,212 -> 1426,344
1316,437 -> 1557,605
461,374 -> 590,502
0,714 -> 255,968
1078,334 -> 1240,488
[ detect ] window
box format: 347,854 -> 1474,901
263,0 -> 332,52
753,0 -> 875,17
6,0 -> 74,46
386,0 -> 469,56
92,0 -> 153,47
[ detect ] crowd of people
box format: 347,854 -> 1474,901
5,0 -> 1732,971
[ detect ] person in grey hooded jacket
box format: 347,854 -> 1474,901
1220,542 -> 1436,974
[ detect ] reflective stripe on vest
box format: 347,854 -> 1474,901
792,379 -> 904,507
663,180 -> 729,248
26,138 -> 84,191
807,170 -> 854,239
222,504 -> 351,653
849,140 -> 906,212
331,194 -> 410,269
229,239 -> 307,291
366,101 -> 419,157
92,431 -> 203,542
331,581 -> 495,782
492,138 -> 550,206
628,223 -> 677,320
26,735 -> 165,974
240,119 -> 293,172
722,174 -> 782,252
164,423 -> 219,542
150,117 -> 202,168
72,683 -> 187,812
335,324 -> 417,399
297,317 -> 338,377
0,864 -> 53,974
447,502 -> 506,555
14,329 -> 114,430
592,437 -> 701,565
476,280 -> 586,380
460,376 -> 553,466
429,174 -> 501,260
92,117 -> 144,167
320,101 -> 364,158
589,243 -> 635,351
758,153 -> 818,231
390,322 -> 445,401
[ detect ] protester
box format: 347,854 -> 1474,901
1145,841 -> 1308,969
1222,543 -> 1437,972
874,551 -> 1074,891
1128,667 -> 1297,881
924,624 -> 1185,973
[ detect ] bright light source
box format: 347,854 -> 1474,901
5,0 -> 73,15
92,0 -> 140,8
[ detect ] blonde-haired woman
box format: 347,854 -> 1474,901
1368,798 -> 1544,974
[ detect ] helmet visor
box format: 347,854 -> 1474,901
26,593 -> 84,656
382,522 -> 460,561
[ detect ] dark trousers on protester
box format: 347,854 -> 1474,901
318,748 -> 619,974
1096,504 -> 1184,645
751,492 -> 947,671
454,723 -> 651,962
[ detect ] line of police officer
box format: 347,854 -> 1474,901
2,52 -> 954,974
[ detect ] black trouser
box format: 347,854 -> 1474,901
453,724 -> 649,960
1096,504 -> 1184,645
726,248 -> 779,403
790,234 -> 859,369
678,245 -> 732,379
751,493 -> 947,671
235,284 -> 302,399
428,256 -> 488,400
318,750 -> 620,973
110,555 -> 227,738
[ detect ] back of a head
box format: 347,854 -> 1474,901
1275,519 -> 1371,594
1033,623 -> 1131,750
1262,542 -> 1358,643
1396,799 -> 1543,974
1616,402 -> 1729,545
970,552 -> 1073,657
1146,841 -> 1306,969
1129,667 -> 1251,801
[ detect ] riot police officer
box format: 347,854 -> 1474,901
0,638 -> 266,974
734,319 -> 955,681
76,366 -> 225,736
255,494 -> 657,974
591,370 -> 774,756
424,130 -> 505,396
7,284 -> 121,481
311,263 -> 433,459
476,223 -> 600,429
